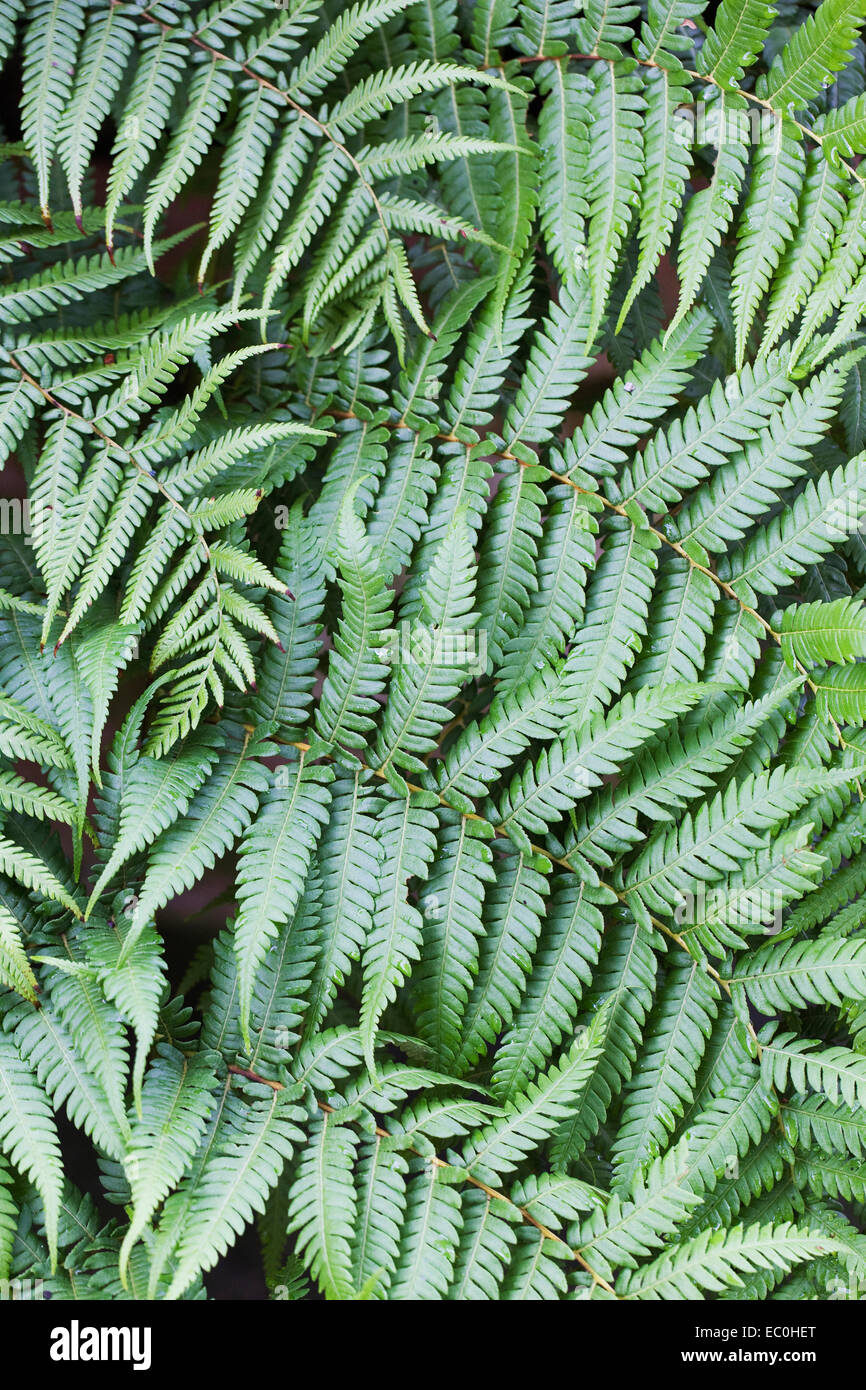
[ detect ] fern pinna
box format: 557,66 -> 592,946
3,0 -> 866,1305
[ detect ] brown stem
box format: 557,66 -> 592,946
225,1065 -> 618,1293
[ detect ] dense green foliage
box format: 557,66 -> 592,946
2,0 -> 866,1301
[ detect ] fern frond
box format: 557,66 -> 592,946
7,0 -> 866,1306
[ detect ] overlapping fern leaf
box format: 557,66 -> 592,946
4,0 -> 866,1304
